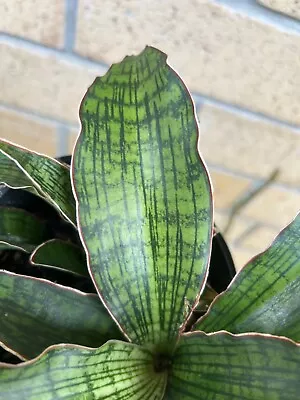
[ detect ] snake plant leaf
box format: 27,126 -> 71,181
165,331 -> 300,399
194,213 -> 300,342
0,341 -> 167,399
72,46 -> 213,348
0,151 -> 39,196
0,207 -> 48,252
0,140 -> 76,225
0,271 -> 123,360
30,239 -> 89,277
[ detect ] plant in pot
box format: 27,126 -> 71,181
0,47 -> 299,399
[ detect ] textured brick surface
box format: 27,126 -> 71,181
214,211 -> 254,244
258,0 -> 300,20
210,169 -> 251,209
240,185 -> 300,228
75,0 -> 300,125
0,106 -> 57,155
0,41 -> 107,123
0,1 -> 65,48
199,103 -> 300,186
233,223 -> 283,271
68,128 -> 80,154
240,225 -> 280,252
231,247 -> 256,271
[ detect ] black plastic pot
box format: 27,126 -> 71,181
209,229 -> 236,292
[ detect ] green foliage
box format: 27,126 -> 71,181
73,47 -> 212,347
0,150 -> 39,196
194,215 -> 300,342
0,142 -> 76,225
0,341 -> 167,400
166,332 -> 300,399
0,207 -> 48,252
0,46 -> 299,399
0,271 -> 123,360
30,239 -> 89,277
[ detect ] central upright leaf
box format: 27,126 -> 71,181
72,47 -> 213,347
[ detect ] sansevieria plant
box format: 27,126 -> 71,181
0,47 -> 299,399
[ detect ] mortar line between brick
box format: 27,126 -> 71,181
215,208 -> 286,231
232,222 -> 262,247
230,245 -> 257,259
1,32 -> 300,131
207,163 -> 300,194
64,0 -> 79,52
56,125 -> 70,157
214,0 -> 300,34
0,33 -> 109,70
195,94 -> 300,133
208,163 -> 257,181
0,102 -> 78,129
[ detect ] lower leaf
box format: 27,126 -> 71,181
0,141 -> 76,225
30,239 -> 89,277
165,331 -> 300,400
0,207 -> 48,252
0,151 -> 39,196
194,214 -> 300,342
0,271 -> 123,360
0,341 -> 167,400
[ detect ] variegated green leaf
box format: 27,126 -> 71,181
0,141 -> 76,225
0,207 -> 48,252
0,271 -> 123,360
194,214 -> 300,342
72,46 -> 213,347
30,238 -> 89,277
0,341 -> 167,399
0,151 -> 39,195
165,332 -> 300,399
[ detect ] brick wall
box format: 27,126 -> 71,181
1,0 -> 300,270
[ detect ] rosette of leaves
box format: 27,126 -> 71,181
0,47 -> 299,399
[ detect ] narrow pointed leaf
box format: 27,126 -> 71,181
0,341 -> 167,399
165,332 -> 300,399
0,207 -> 48,252
0,140 -> 76,225
0,151 -> 38,195
72,46 -> 213,347
195,214 -> 300,341
0,271 -> 123,360
30,239 -> 89,277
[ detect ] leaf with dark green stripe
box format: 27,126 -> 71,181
0,341 -> 167,399
30,239 -> 89,277
194,214 -> 300,342
0,207 -> 48,252
0,271 -> 123,360
165,332 -> 300,399
0,140 -> 76,225
72,46 -> 213,347
0,151 -> 39,196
